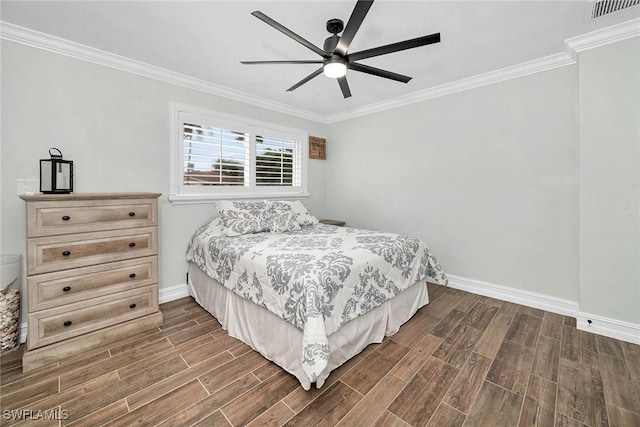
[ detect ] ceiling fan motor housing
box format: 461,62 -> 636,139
323,34 -> 341,54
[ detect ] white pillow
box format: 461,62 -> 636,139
266,202 -> 301,233
271,200 -> 319,226
215,200 -> 270,236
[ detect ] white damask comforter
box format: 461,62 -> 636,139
186,219 -> 447,383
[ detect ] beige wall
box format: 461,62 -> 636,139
578,36 -> 640,325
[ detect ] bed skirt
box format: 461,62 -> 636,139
187,262 -> 429,390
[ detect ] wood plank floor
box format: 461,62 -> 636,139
2,283 -> 639,426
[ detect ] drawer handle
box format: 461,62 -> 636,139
129,303 -> 137,309
128,212 -> 136,217
61,215 -> 71,221
63,320 -> 72,327
129,273 -> 136,279
62,286 -> 71,292
128,242 -> 136,248
62,250 -> 71,256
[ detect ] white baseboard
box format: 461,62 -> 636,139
447,274 -> 640,345
447,274 -> 579,316
20,322 -> 27,344
576,312 -> 640,345
159,282 -> 191,304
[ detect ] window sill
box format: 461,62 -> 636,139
167,192 -> 310,205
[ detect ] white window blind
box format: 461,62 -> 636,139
255,134 -> 301,187
183,124 -> 249,187
169,104 -> 308,203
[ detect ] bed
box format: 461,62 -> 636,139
186,200 -> 447,390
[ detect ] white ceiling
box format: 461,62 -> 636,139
1,1 -> 639,119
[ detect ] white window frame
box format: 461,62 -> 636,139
168,103 -> 309,204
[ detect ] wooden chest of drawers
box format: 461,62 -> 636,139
20,193 -> 163,371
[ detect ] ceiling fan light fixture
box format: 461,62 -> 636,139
323,60 -> 347,78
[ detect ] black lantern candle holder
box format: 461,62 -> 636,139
40,148 -> 73,194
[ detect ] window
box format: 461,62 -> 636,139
169,104 -> 308,203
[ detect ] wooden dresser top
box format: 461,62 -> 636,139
20,192 -> 162,202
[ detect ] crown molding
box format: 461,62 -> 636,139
323,52 -> 575,123
0,21 -> 326,123
2,18 -> 638,124
565,17 -> 640,60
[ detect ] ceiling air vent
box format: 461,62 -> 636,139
588,0 -> 640,19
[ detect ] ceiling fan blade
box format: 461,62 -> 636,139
349,62 -> 412,83
337,76 -> 352,98
334,0 -> 374,56
286,67 -> 324,92
348,33 -> 440,62
241,60 -> 323,65
252,11 -> 329,58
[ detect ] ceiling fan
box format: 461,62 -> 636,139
241,0 -> 441,98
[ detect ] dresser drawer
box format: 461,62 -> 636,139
27,227 -> 158,275
26,198 -> 158,237
27,256 -> 158,311
27,285 -> 158,350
